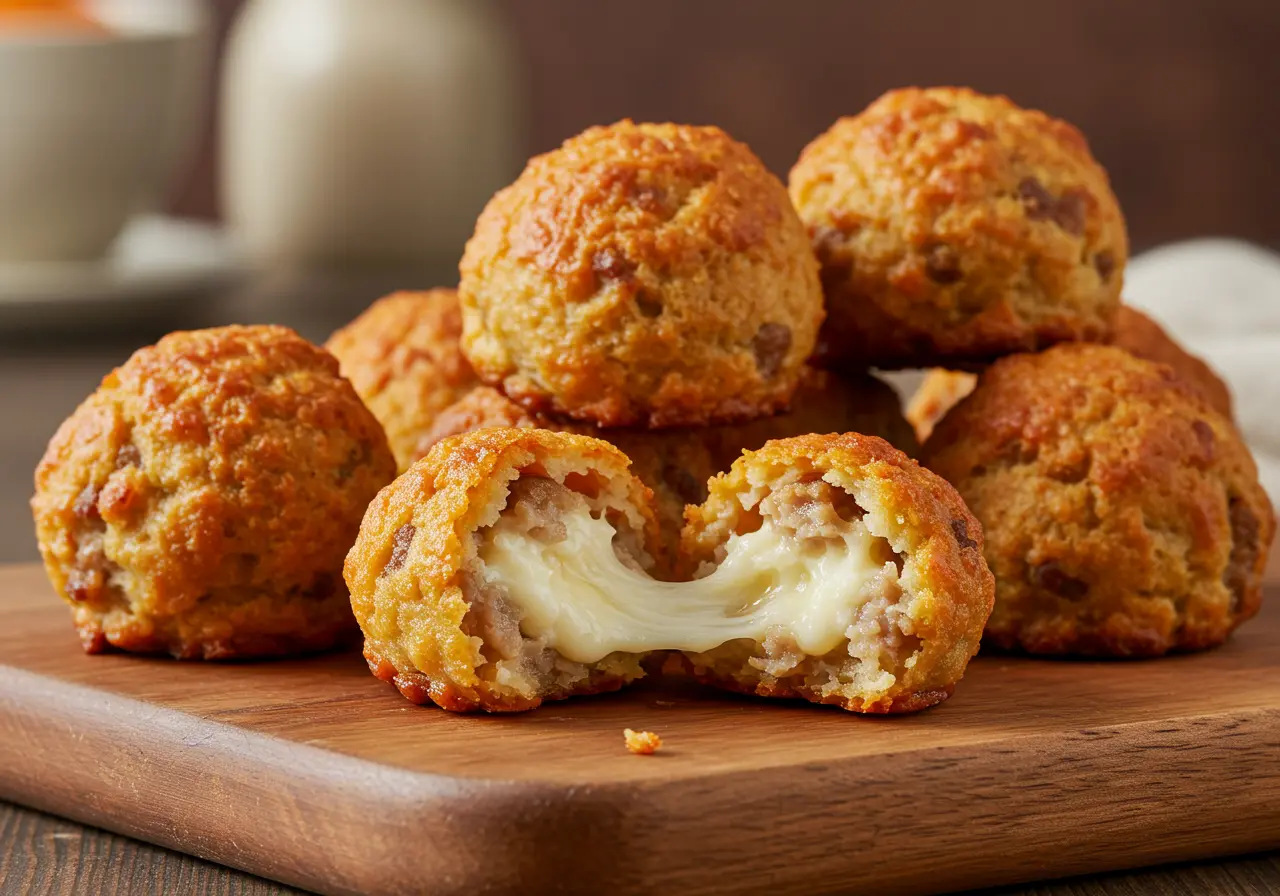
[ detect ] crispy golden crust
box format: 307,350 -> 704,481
907,307 -> 1236,443
344,427 -> 661,712
460,120 -> 824,427
709,367 -> 918,470
420,386 -> 718,554
679,433 -> 994,713
922,344 -> 1274,656
31,325 -> 396,659
325,289 -> 479,472
790,87 -> 1127,369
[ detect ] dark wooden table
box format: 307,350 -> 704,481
1,278 -> 1277,896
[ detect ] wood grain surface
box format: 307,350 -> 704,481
3,799 -> 1279,896
0,565 -> 1277,896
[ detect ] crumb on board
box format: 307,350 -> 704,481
623,728 -> 663,755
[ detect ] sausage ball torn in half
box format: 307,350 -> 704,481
677,433 -> 993,712
346,428 -> 993,713
346,428 -> 663,712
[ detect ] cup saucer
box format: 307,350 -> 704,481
0,215 -> 248,332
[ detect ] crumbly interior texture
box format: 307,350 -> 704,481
678,479 -> 928,704
457,476 -> 653,701
679,433 -> 994,713
479,477 -> 912,688
347,428 -> 993,714
347,428 -> 660,712
419,384 -> 718,560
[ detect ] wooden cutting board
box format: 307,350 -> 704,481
1,563 -> 1278,896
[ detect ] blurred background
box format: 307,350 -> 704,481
179,0 -> 1280,249
1,0 -> 1279,564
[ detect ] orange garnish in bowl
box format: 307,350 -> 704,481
0,0 -> 106,32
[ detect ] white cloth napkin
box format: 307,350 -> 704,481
1124,238 -> 1280,503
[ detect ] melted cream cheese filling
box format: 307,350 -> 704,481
477,505 -> 896,664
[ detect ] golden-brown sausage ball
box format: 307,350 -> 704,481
325,289 -> 478,471
906,307 -> 1235,442
421,385 -> 717,550
923,344 -> 1274,656
678,433 -> 993,713
32,325 -> 397,659
708,367 -> 918,471
345,428 -> 662,712
790,87 -> 1127,369
346,428 -> 993,713
460,120 -> 824,428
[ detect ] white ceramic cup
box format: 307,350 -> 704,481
0,2 -> 207,263
221,0 -> 520,270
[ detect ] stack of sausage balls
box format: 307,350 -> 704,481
330,119 -> 991,714
32,86 -> 1273,720
788,86 -> 1273,657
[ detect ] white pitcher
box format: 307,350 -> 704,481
220,0 -> 521,271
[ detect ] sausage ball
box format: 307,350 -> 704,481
790,87 -> 1127,369
346,428 -> 993,713
32,325 -> 397,659
325,289 -> 478,471
677,433 -> 993,713
421,385 -> 717,551
346,428 -> 662,711
708,367 -> 918,471
923,344 -> 1274,656
906,307 -> 1235,442
460,120 -> 824,427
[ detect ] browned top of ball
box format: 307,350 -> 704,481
461,120 -> 823,427
477,121 -> 792,277
924,343 -> 1248,482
